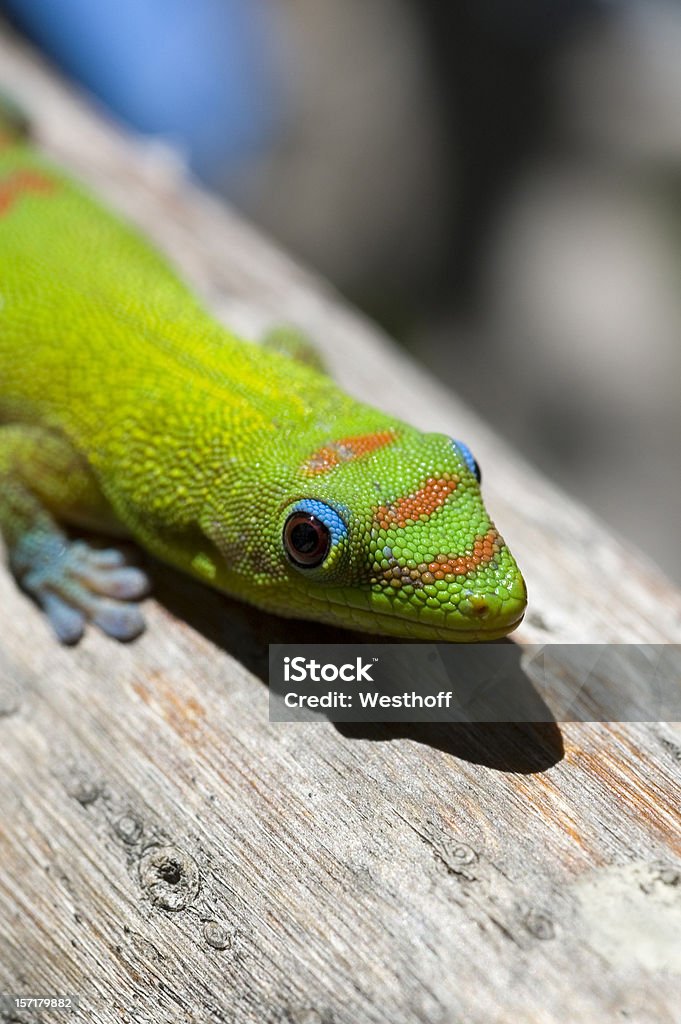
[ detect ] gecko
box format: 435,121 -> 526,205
0,106 -> 526,644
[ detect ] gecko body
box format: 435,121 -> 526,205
0,126 -> 526,642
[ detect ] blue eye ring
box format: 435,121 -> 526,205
283,500 -> 348,569
452,439 -> 482,483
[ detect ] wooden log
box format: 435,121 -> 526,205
0,24 -> 680,1024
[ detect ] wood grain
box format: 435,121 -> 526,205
0,25 -> 680,1024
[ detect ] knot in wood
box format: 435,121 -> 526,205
203,921 -> 233,950
114,813 -> 143,845
138,844 -> 200,911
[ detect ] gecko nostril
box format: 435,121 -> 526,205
467,596 -> 490,618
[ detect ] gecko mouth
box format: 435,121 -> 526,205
310,588 -> 526,642
364,601 -> 526,641
365,608 -> 525,642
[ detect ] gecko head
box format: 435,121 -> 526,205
271,428 -> 527,641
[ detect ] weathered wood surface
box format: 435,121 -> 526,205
1,26 -> 681,1024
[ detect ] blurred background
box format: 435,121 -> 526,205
2,0 -> 680,582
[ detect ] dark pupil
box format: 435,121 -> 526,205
284,512 -> 331,567
473,459 -> 482,484
291,521 -> 320,554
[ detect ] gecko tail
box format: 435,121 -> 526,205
0,93 -> 31,148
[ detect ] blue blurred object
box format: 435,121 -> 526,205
1,0 -> 285,183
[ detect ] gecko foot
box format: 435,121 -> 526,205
11,534 -> 150,644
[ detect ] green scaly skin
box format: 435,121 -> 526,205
0,130 -> 527,644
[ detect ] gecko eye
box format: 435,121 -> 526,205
283,500 -> 348,571
284,512 -> 331,567
452,439 -> 482,483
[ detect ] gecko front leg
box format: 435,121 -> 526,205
0,424 -> 149,643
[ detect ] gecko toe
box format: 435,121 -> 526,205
42,592 -> 86,645
84,547 -> 127,569
75,565 -> 150,601
91,599 -> 146,641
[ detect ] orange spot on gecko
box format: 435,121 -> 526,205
428,529 -> 501,576
0,169 -> 57,217
303,429 -> 396,475
377,526 -> 503,589
375,476 -> 458,530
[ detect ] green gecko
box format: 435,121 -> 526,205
0,109 -> 527,644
